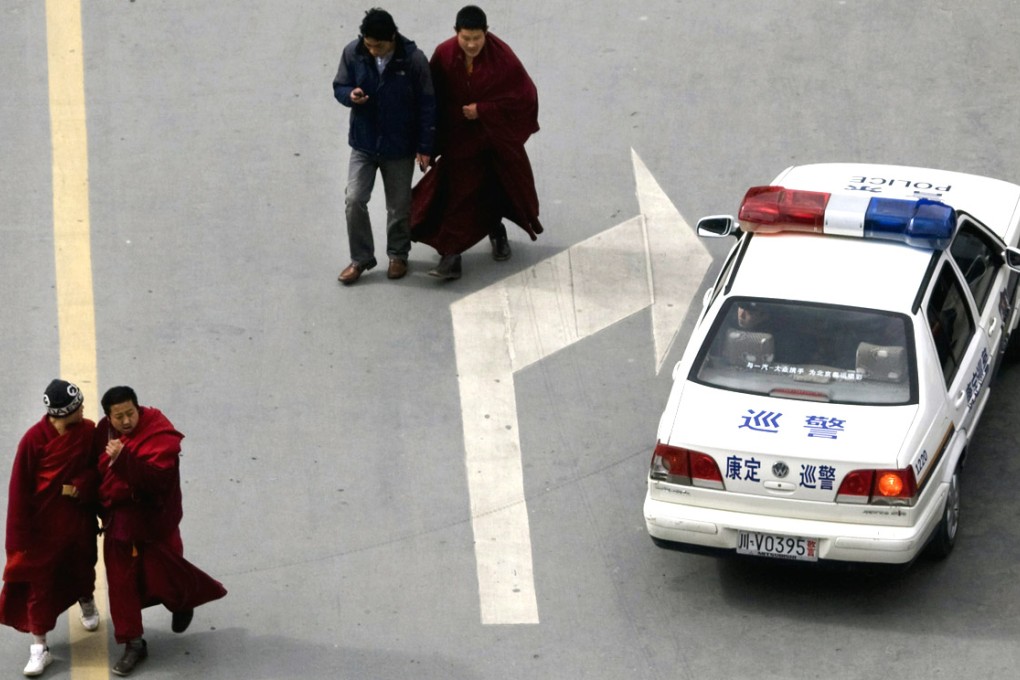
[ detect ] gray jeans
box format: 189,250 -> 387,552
344,149 -> 414,265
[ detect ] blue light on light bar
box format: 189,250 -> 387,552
863,198 -> 955,249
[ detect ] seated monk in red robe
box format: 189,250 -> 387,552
96,385 -> 226,676
0,379 -> 100,676
411,5 -> 543,280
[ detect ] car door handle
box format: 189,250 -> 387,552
955,389 -> 968,408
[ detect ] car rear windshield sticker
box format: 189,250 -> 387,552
805,416 -> 845,439
740,409 -> 782,433
744,363 -> 865,382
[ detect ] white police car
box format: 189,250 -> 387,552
644,163 -> 1020,565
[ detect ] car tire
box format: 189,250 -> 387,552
927,466 -> 961,559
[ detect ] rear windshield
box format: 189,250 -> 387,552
691,298 -> 916,405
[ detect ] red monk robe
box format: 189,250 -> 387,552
411,33 -> 543,254
0,415 -> 98,634
97,407 -> 225,643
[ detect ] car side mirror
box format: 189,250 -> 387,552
671,360 -> 684,380
697,215 -> 739,238
1003,247 -> 1020,272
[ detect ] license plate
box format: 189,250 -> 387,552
737,531 -> 818,562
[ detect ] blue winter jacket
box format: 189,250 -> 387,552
333,34 -> 436,159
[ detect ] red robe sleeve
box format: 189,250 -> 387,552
112,431 -> 181,496
5,420 -> 46,554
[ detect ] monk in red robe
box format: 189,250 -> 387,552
96,385 -> 226,676
411,5 -> 543,279
1,379 -> 100,676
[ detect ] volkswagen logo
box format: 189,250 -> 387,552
772,462 -> 789,478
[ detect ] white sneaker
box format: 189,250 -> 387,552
79,598 -> 100,631
23,644 -> 51,677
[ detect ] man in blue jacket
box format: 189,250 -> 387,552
334,8 -> 436,284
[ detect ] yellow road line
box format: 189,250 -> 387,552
45,0 -> 110,676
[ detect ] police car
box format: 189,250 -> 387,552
644,163 -> 1020,565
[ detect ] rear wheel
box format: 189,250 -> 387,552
927,466 -> 961,559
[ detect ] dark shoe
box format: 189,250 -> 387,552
171,608 -> 194,633
338,258 -> 377,285
428,254 -> 462,280
112,639 -> 147,677
387,258 -> 408,280
490,225 -> 511,261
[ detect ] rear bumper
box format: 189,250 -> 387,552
643,484 -> 947,565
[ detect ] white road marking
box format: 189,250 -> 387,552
632,149 -> 714,373
451,149 -> 712,624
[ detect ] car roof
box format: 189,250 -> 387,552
773,163 -> 1020,242
728,231 -> 933,313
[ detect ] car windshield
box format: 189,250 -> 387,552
692,298 -> 916,405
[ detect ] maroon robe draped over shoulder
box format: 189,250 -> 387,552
411,33 -> 543,254
98,407 -> 185,544
98,407 -> 225,642
0,416 -> 98,633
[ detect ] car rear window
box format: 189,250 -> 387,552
691,298 -> 917,405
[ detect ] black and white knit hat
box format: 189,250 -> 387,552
43,379 -> 84,417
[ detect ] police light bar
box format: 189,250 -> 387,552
737,186 -> 957,249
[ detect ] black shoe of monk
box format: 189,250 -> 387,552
490,224 -> 511,261
428,254 -> 462,280
172,608 -> 194,633
112,638 -> 147,676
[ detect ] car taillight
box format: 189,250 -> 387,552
873,468 -> 917,502
836,467 -> 917,505
690,451 -> 724,488
650,442 -> 724,490
650,442 -> 689,484
835,470 -> 873,504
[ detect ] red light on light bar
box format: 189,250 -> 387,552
738,186 -> 831,233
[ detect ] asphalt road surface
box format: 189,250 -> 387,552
2,1 -> 1020,678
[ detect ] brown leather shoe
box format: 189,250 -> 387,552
112,638 -> 147,676
387,258 -> 408,279
338,259 -> 376,285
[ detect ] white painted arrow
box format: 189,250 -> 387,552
451,149 -> 712,624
